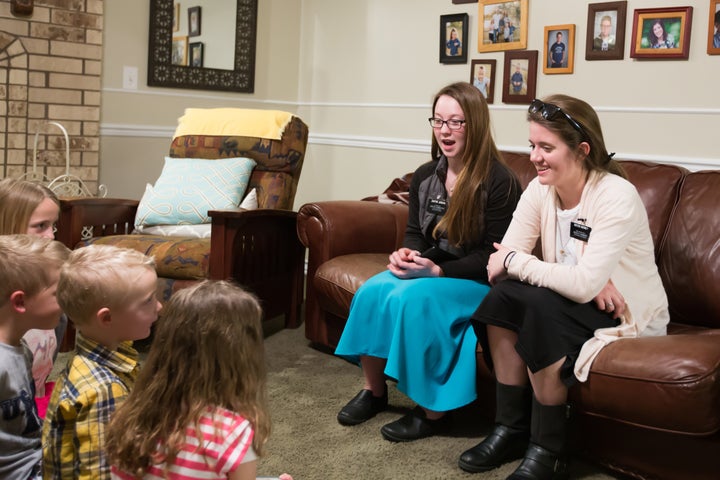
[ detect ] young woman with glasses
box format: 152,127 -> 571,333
458,95 -> 669,479
334,82 -> 521,443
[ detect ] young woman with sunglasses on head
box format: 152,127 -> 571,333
334,82 -> 521,443
458,95 -> 669,479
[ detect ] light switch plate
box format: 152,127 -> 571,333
123,66 -> 138,90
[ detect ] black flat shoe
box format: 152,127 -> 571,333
507,443 -> 568,480
458,424 -> 529,473
337,388 -> 388,426
380,406 -> 449,442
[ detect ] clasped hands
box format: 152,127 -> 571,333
487,242 -> 626,319
387,247 -> 443,279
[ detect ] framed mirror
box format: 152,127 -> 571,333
148,0 -> 257,92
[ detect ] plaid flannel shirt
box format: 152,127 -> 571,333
41,333 -> 139,479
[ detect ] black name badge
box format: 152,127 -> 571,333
570,222 -> 591,242
427,198 -> 448,215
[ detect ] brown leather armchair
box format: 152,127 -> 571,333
296,152 -> 720,480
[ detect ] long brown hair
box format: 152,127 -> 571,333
106,280 -> 269,476
528,94 -> 626,179
0,178 -> 59,235
431,82 -> 504,246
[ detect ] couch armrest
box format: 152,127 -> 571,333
297,200 -> 409,263
56,197 -> 139,249
209,209 -> 305,328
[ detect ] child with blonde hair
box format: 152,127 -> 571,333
42,245 -> 162,479
0,234 -> 69,479
106,280 -> 292,480
0,178 -> 66,415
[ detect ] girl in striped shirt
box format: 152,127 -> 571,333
106,280 -> 291,480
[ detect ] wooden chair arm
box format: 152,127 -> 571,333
56,197 -> 139,249
209,208 -> 305,328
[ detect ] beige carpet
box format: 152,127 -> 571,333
257,326 -> 621,480
52,325 -> 621,479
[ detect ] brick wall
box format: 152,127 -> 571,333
0,0 -> 103,193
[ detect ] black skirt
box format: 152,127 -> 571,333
471,279 -> 620,387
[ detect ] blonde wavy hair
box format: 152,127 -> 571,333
106,280 -> 270,476
0,178 -> 59,235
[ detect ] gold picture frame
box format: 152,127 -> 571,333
171,36 -> 188,66
708,0 -> 720,55
543,24 -> 575,75
478,0 -> 528,53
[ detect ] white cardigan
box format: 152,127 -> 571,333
503,170 -> 669,381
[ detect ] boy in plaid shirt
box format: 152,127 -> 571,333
42,245 -> 162,479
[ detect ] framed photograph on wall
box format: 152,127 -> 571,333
440,13 -> 469,64
543,24 -> 575,74
171,36 -> 188,66
478,0 -> 528,53
469,59 -> 496,103
502,50 -> 537,104
630,7 -> 693,60
708,0 -> 720,55
585,1 -> 627,60
188,6 -> 201,37
189,41 -> 203,67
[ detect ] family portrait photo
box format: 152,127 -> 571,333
478,0 -> 528,52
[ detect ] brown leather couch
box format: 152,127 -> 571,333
296,152 -> 720,480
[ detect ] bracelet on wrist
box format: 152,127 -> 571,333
503,251 -> 517,270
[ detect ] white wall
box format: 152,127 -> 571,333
100,0 -> 720,207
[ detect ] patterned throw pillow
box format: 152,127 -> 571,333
133,188 -> 259,238
135,157 -> 256,227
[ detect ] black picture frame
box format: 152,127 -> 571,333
189,41 -> 203,67
502,50 -> 537,104
586,1 -> 627,61
188,6 -> 201,37
440,13 -> 469,64
147,0 -> 257,93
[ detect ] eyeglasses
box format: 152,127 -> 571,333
528,99 -> 589,142
428,117 -> 466,130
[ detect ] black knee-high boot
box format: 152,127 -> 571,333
458,382 -> 532,473
507,397 -> 570,480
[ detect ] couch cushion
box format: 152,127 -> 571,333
314,253 -> 389,318
81,235 -> 209,280
621,161 -> 687,258
568,332 -> 720,436
659,170 -> 720,329
135,156 -> 256,227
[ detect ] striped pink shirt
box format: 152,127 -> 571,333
111,406 -> 256,479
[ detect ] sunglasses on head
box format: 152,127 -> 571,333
528,99 -> 589,143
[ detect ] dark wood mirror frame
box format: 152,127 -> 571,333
148,0 -> 258,93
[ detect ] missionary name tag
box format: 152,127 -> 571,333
570,221 -> 591,242
427,198 -> 448,215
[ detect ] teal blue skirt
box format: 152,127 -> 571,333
335,270 -> 490,412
